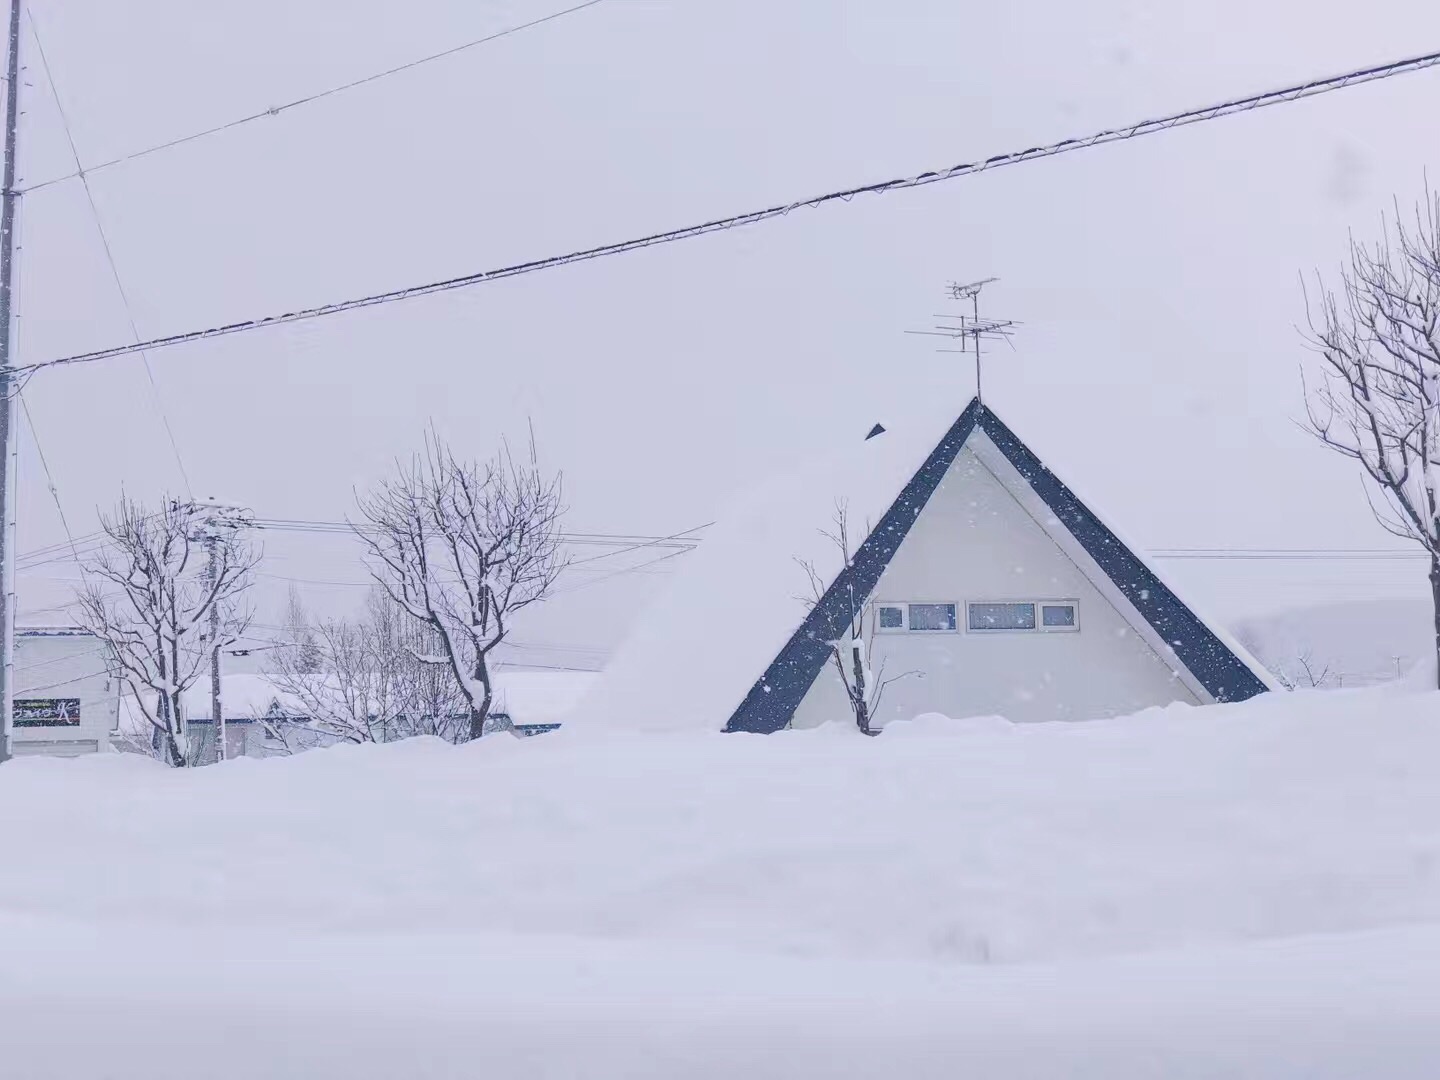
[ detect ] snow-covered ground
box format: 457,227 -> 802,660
4,686 -> 1440,1076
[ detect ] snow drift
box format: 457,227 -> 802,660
6,686 -> 1440,962
5,684 -> 1440,1075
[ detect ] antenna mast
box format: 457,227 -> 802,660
905,278 -> 1016,405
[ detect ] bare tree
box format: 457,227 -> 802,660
797,501 -> 917,735
266,593 -> 398,746
264,589 -> 471,750
1272,648 -> 1334,691
75,497 -> 257,766
389,603 -> 469,742
1304,190 -> 1440,686
355,432 -> 566,741
282,585 -> 324,674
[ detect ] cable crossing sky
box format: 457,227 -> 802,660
16,0 -> 608,195
15,43 -> 1440,378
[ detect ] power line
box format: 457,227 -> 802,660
10,516 -> 706,574
15,665 -> 110,695
14,44 -> 1440,377
1151,548 -> 1426,561
16,530 -> 105,562
16,538 -> 111,572
18,396 -> 82,568
551,546 -> 691,596
17,0 -> 608,196
251,514 -> 707,542
28,14 -> 195,497
569,522 -> 713,565
493,661 -> 601,673
11,640 -> 108,673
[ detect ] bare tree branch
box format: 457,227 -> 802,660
1303,189 -> 1440,688
354,428 -> 567,741
73,497 -> 257,766
797,501 -> 915,735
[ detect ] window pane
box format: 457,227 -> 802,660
1042,604 -> 1076,628
968,602 -> 1036,631
877,605 -> 904,629
908,603 -> 957,631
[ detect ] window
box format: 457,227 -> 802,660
13,698 -> 81,728
968,602 -> 1036,631
1042,603 -> 1077,629
968,600 -> 1080,633
873,603 -> 958,633
908,603 -> 957,632
877,605 -> 905,631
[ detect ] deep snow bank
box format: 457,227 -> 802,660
4,685 -> 1440,966
5,914 -> 1440,1080
6,687 -> 1440,1076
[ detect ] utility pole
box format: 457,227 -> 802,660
197,500 -> 251,764
207,521 -> 223,763
0,0 -> 23,765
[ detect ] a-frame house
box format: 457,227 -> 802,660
584,398 -> 1273,734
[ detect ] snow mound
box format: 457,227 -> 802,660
885,710 -> 1017,736
7,686 -> 1440,1076
6,683 -> 1440,966
581,393 -> 967,733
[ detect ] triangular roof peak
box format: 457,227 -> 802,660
723,397 -> 1271,732
582,396 -> 1271,735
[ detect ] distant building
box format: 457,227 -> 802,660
115,670 -> 597,762
12,627 -> 119,757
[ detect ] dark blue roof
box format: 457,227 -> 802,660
724,400 -> 1269,733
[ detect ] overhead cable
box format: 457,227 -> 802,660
17,0 -> 608,195
29,14 -> 195,496
15,44 -> 1440,377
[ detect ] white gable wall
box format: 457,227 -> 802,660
790,443 -> 1203,729
12,631 -> 118,756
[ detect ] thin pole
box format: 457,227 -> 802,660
972,290 -> 982,405
0,0 -> 23,764
207,518 -> 224,763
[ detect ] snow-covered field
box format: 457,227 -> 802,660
1235,596 -> 1433,688
5,686 -> 1440,1076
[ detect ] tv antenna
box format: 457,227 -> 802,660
905,278 -> 1017,404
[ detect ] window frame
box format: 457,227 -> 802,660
872,602 -> 960,634
906,602 -> 959,633
874,600 -> 1078,635
874,603 -> 908,634
965,600 -> 1038,633
965,599 -> 1081,635
1038,600 -> 1080,633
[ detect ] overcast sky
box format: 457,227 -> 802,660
10,0 -> 1440,663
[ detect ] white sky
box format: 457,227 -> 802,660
9,0 -> 1440,663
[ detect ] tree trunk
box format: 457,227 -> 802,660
467,660 -> 495,742
850,642 -> 873,736
1430,554 -> 1440,690
163,730 -> 186,768
155,694 -> 187,767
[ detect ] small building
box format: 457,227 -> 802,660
584,397 -> 1274,733
12,627 -> 119,757
115,670 -> 598,761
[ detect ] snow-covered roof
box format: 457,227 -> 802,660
117,670 -> 596,732
489,670 -> 598,724
582,395 -> 971,733
582,396 -> 1273,733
